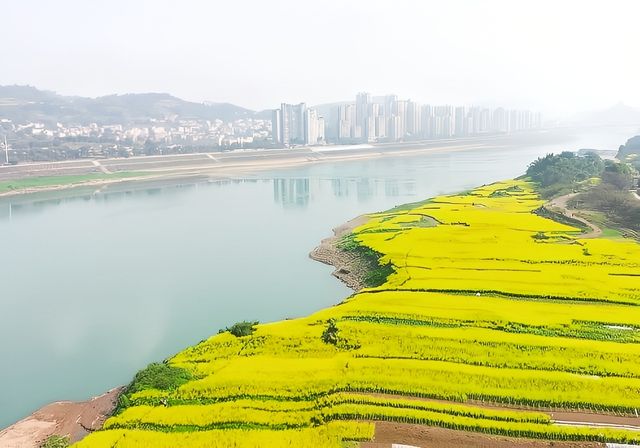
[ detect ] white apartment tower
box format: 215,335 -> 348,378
277,103 -> 306,145
304,108 -> 325,145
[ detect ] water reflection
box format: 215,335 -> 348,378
0,202 -> 12,220
273,178 -> 310,208
0,179 -> 279,220
1,175 -> 424,218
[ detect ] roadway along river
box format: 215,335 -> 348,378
0,126 -> 634,429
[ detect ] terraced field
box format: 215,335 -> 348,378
74,180 -> 640,447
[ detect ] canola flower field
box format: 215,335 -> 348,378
75,180 -> 640,447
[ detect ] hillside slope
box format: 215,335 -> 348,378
0,85 -> 254,124
74,180 -> 640,447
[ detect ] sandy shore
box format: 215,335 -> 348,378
0,387 -> 123,448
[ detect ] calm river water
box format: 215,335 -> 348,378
0,127 -> 635,428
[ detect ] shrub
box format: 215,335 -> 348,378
41,435 -> 70,448
128,362 -> 192,395
532,232 -> 549,240
221,321 -> 259,337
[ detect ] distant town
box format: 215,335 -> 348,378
0,88 -> 542,164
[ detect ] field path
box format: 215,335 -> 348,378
362,421 -> 604,447
547,193 -> 602,238
355,392 -> 640,434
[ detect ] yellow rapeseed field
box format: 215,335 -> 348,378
74,180 -> 640,447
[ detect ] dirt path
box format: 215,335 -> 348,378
0,387 -> 123,448
547,193 -> 603,238
362,421 -> 604,448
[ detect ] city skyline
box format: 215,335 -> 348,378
0,87 -> 543,162
272,92 -> 542,146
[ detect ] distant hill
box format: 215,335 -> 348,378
574,103 -> 640,126
617,135 -> 640,159
0,85 -> 257,124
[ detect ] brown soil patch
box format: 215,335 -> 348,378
0,387 -> 123,448
362,421 -> 604,448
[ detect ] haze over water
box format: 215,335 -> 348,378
0,127 -> 634,428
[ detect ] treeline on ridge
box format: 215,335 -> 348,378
527,150 -> 640,232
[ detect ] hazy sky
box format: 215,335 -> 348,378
2,0 -> 639,116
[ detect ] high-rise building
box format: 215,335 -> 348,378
421,105 -> 433,138
468,107 -> 481,134
492,108 -> 509,133
277,103 -> 306,145
338,104 -> 355,141
480,108 -> 491,133
304,109 -> 318,145
433,105 -> 455,137
387,115 -> 402,141
303,108 -> 325,145
317,117 -> 325,142
355,92 -> 371,142
271,109 -> 281,144
392,100 -> 407,139
367,103 -> 382,142
406,101 -> 422,138
374,115 -> 387,140
454,107 -> 466,136
384,95 -> 398,117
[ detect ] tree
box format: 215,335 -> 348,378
321,319 -> 340,345
526,152 -> 604,187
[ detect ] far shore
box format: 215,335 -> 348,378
0,130 -> 571,199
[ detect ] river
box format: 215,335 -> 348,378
0,126 -> 635,428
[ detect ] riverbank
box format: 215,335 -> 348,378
0,130 -> 569,198
0,387 -> 123,448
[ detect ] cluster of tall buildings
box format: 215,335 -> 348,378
271,103 -> 325,146
271,93 -> 542,147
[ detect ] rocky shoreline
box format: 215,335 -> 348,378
309,214 -> 370,292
